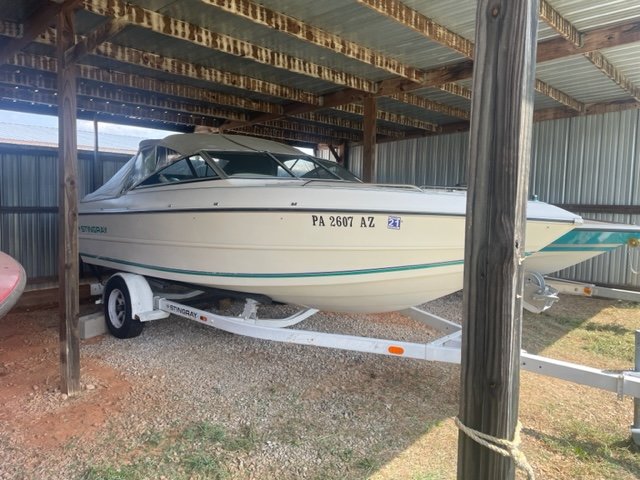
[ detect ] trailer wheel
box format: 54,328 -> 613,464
104,276 -> 144,339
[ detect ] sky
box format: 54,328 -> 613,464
0,109 -> 314,155
0,109 -> 178,138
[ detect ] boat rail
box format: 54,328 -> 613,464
419,185 -> 467,192
301,179 -> 424,192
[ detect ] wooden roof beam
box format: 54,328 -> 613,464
82,0 -> 377,93
438,83 -> 472,100
0,78 -> 249,122
0,84 -> 222,127
0,21 -> 321,105
233,125 -> 337,145
535,78 -> 585,111
584,51 -> 640,102
336,104 -> 440,132
260,120 -> 362,142
390,92 -> 470,119
537,19 -> 640,63
199,0 -> 424,83
294,112 -> 405,138
0,0 -> 80,65
539,0 -> 582,47
356,0 -> 474,58
64,18 -> 127,64
10,52 -> 284,115
360,1 -> 583,111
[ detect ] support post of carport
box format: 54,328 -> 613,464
458,1 -> 539,479
57,6 -> 80,395
92,116 -> 101,192
362,96 -> 376,183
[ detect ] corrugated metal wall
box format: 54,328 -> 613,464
0,145 -> 130,280
354,109 -> 640,289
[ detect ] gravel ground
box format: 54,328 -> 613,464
0,293 -> 465,480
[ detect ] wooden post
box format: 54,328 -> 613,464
458,1 -> 538,479
362,96 -> 376,182
57,7 -> 80,395
92,117 -> 101,192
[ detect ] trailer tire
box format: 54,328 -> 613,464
104,276 -> 144,339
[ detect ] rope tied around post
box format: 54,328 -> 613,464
454,417 -> 535,480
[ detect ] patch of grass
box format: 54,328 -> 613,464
141,429 -> 164,447
577,325 -> 635,362
536,418 -> 640,478
411,473 -> 445,480
182,421 -> 226,443
182,452 -> 228,479
81,464 -> 139,480
584,322 -> 630,335
222,423 -> 258,452
355,457 -> 379,476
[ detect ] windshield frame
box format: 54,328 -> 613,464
130,148 -> 360,190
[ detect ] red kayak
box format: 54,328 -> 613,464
0,251 -> 26,318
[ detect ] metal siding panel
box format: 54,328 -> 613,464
349,145 -> 363,179
530,118 -> 570,203
376,139 -> 417,184
0,147 -> 131,279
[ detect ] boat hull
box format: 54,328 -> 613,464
0,252 -> 26,318
80,208 -> 574,312
525,222 -> 640,275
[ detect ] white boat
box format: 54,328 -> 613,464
79,133 -> 582,313
525,219 -> 640,275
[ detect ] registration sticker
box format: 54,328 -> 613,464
387,216 -> 401,230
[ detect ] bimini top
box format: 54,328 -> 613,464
157,133 -> 304,157
82,133 -> 359,202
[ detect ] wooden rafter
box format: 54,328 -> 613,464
584,51 -> 640,102
4,59 -> 407,139
0,76 -> 249,122
439,83 -> 472,100
0,0 -> 79,65
0,19 -> 473,128
356,0 -> 474,58
234,125 -> 340,145
360,0 -> 582,111
535,79 -> 585,111
82,0 -> 377,93
10,52 -> 283,115
1,22 -> 321,105
199,0 -> 423,83
539,0 -> 582,47
64,18 -> 127,64
261,120 -> 362,142
390,92 -> 470,119
296,112 -> 405,138
537,19 -> 640,63
337,104 -> 440,132
0,84 -> 222,127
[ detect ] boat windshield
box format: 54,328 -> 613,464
271,154 -> 361,182
205,151 -> 295,178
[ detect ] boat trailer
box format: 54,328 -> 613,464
88,272 -> 640,445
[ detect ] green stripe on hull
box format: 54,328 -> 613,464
544,229 -> 640,250
80,252 -> 464,279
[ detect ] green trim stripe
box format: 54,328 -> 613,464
80,252 -> 463,279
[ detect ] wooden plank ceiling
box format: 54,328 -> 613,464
0,0 -> 639,146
